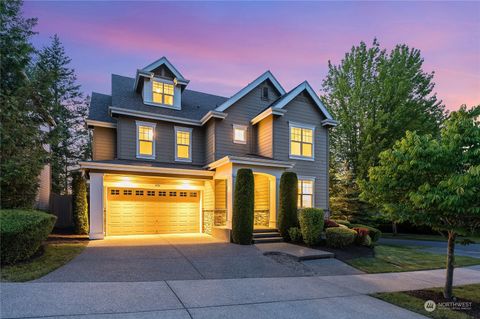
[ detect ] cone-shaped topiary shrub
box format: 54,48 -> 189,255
72,172 -> 89,235
278,172 -> 298,241
232,168 -> 254,244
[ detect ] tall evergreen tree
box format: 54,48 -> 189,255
323,39 -> 446,221
32,35 -> 87,195
0,0 -> 48,208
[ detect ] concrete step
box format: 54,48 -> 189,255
253,232 -> 282,239
253,228 -> 279,233
253,237 -> 284,244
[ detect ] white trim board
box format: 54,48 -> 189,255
142,57 -> 187,81
79,161 -> 214,177
206,155 -> 294,170
86,119 -> 117,129
215,71 -> 286,112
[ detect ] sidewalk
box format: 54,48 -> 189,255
2,265 -> 479,319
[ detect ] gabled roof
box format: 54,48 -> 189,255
270,81 -> 334,121
88,92 -> 114,124
134,57 -> 189,92
142,56 -> 187,82
214,71 -> 286,112
112,74 -> 227,121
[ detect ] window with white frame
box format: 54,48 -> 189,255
175,126 -> 192,161
152,80 -> 174,106
233,124 -> 247,144
136,121 -> 156,159
290,123 -> 314,159
298,179 -> 314,208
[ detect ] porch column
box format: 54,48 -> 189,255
226,175 -> 234,228
271,177 -> 281,228
89,172 -> 104,239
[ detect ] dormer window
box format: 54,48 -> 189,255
152,80 -> 174,106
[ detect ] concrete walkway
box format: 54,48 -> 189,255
379,238 -> 480,258
2,265 -> 479,318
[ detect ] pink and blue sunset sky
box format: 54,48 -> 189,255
24,1 -> 480,111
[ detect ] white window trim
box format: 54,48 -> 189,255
289,121 -> 315,161
174,126 -> 193,162
233,124 -> 247,144
298,176 -> 316,209
136,120 -> 156,159
150,77 -> 178,109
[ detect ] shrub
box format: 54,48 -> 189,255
362,234 -> 373,247
72,172 -> 89,235
325,227 -> 356,248
278,172 -> 298,241
331,219 -> 352,228
351,224 -> 382,242
1,210 -> 56,264
288,227 -> 302,243
232,169 -> 254,244
353,227 -> 370,245
298,208 -> 324,246
324,219 -> 340,228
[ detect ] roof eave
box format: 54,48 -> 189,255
251,107 -> 287,125
206,155 -> 294,170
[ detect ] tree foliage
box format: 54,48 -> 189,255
0,0 -> 47,208
323,39 -> 446,220
32,35 -> 89,195
361,105 -> 480,298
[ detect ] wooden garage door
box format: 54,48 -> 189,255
106,188 -> 200,235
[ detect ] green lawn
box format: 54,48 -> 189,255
373,284 -> 480,319
346,244 -> 480,273
383,233 -> 480,243
1,243 -> 87,282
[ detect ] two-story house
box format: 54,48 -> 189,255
80,57 -> 337,240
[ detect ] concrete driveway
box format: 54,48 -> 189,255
38,234 -> 304,282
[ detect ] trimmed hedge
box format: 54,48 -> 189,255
288,227 -> 302,243
298,208 -> 324,246
325,227 -> 356,248
353,227 -> 370,245
278,172 -> 298,241
1,210 -> 56,264
351,224 -> 382,242
232,169 -> 254,244
72,172 -> 89,235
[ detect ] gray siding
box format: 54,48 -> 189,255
205,119 -> 216,164
215,81 -> 280,160
93,127 -> 116,160
273,93 -> 329,209
117,116 -> 205,165
255,114 -> 273,158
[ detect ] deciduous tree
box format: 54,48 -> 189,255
361,106 -> 480,299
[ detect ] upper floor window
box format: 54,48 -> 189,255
298,179 -> 314,208
136,121 -> 156,159
289,122 -> 315,160
175,126 -> 192,162
152,80 -> 174,106
233,124 -> 247,144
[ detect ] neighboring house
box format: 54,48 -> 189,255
80,57 -> 337,240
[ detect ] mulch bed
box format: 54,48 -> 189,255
47,232 -> 89,244
404,289 -> 479,318
318,245 -> 375,261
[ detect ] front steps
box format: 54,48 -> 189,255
253,228 -> 283,244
